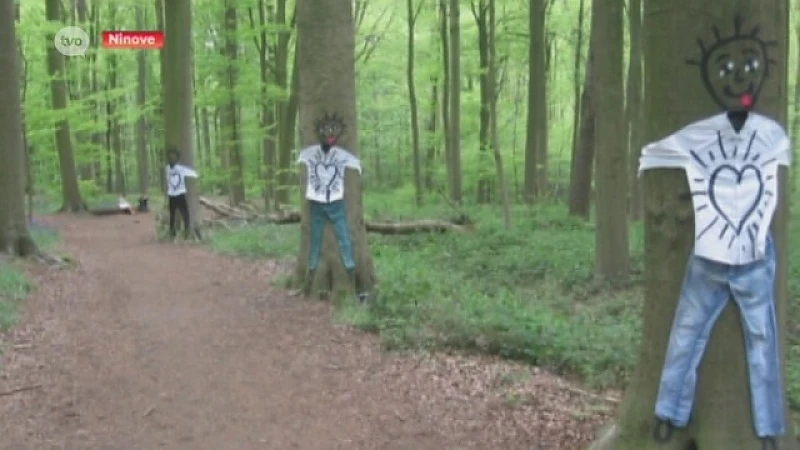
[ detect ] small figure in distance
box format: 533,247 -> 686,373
164,148 -> 198,240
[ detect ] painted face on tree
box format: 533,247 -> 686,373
314,113 -> 345,148
686,15 -> 777,112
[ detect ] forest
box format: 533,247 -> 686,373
0,0 -> 799,449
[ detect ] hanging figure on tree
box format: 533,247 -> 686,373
295,113 -> 367,302
639,15 -> 789,449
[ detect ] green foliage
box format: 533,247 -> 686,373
207,193 -> 800,409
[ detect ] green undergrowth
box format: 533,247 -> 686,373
207,189 -> 800,409
0,226 -> 61,331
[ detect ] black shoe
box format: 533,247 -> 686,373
761,437 -> 777,450
653,419 -> 674,443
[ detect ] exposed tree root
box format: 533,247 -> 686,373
198,196 -> 469,234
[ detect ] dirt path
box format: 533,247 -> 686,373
0,214 -> 612,450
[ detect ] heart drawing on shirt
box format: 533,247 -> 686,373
314,162 -> 339,190
708,164 -> 764,235
169,172 -> 181,189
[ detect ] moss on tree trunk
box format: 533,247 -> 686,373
293,0 -> 376,297
591,1 -> 796,449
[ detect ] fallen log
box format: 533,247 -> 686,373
89,197 -> 133,216
364,219 -> 466,234
198,196 -> 468,234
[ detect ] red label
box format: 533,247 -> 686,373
102,31 -> 164,49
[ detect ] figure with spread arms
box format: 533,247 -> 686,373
640,16 -> 789,449
295,113 -> 366,302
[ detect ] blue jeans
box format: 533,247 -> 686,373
654,235 -> 784,437
308,200 -> 355,272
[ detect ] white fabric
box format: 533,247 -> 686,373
165,164 -> 198,197
639,112 -> 790,265
297,145 -> 361,203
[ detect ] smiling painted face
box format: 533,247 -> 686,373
314,113 -> 345,149
687,15 -> 777,112
703,37 -> 767,110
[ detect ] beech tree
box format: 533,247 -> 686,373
590,2 -> 793,449
0,0 -> 36,256
162,0 -> 201,238
293,0 -> 376,295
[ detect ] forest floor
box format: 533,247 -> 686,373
0,213 -> 615,450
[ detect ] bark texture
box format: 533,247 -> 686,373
591,2 -> 794,449
0,0 -> 36,255
294,0 -> 376,296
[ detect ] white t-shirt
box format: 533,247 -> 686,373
165,164 -> 198,197
639,112 -> 790,265
297,145 -> 361,203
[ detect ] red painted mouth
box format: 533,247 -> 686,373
325,136 -> 336,145
740,93 -> 753,108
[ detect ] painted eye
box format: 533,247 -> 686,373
744,59 -> 760,73
719,61 -> 735,78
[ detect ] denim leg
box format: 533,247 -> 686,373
308,201 -> 326,271
655,255 -> 731,426
730,238 -> 785,437
324,200 -> 355,271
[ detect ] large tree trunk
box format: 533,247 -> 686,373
294,0 -> 376,295
223,0 -> 245,204
447,0 -> 462,204
407,0 -> 424,206
523,0 -> 548,203
44,0 -> 85,212
625,0 -> 643,220
590,2 -> 794,449
592,0 -> 628,279
135,6 -> 149,197
163,0 -> 201,237
0,0 -> 36,256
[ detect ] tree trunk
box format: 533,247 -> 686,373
44,0 -> 85,212
487,0 -> 510,228
89,2 -> 103,187
625,0 -> 643,220
590,2 -> 794,449
592,0 -> 628,279
566,38 -> 595,219
294,0 -> 376,295
523,0 -> 548,202
474,0 -> 491,204
425,77 -> 438,191
447,0 -> 462,204
223,0 -> 245,204
252,0 -> 277,210
0,0 -> 36,255
135,6 -> 149,197
569,0 -> 585,162
163,0 -> 201,237
274,0 -> 297,208
438,0 -> 452,196
154,0 -> 167,172
107,5 -> 125,195
407,0 -> 424,207
791,18 -> 800,192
